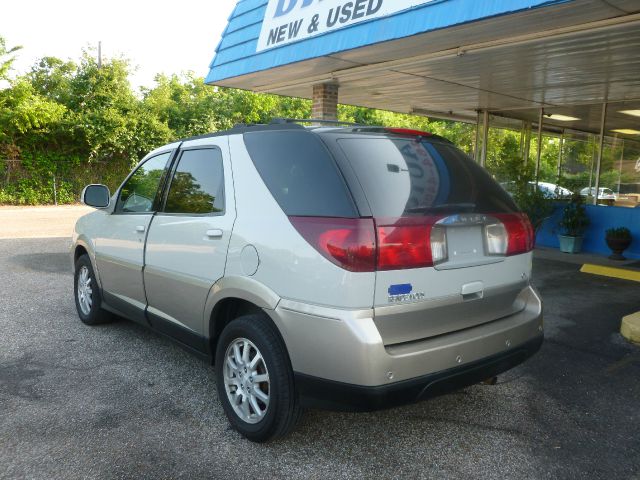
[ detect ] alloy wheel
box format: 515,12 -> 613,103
223,338 -> 270,424
77,265 -> 93,316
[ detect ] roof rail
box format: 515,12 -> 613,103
270,118 -> 366,127
177,122 -> 305,142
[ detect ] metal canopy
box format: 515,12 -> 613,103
210,0 -> 640,137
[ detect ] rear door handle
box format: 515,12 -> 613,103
461,281 -> 484,301
206,229 -> 224,239
135,225 -> 146,233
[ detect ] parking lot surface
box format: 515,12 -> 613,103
0,206 -> 92,239
1,232 -> 639,479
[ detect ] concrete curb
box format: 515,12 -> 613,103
621,312 -> 640,344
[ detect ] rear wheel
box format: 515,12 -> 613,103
74,254 -> 112,325
215,314 -> 301,442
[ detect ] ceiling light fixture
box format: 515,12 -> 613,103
545,114 -> 580,122
611,129 -> 640,135
619,110 -> 640,118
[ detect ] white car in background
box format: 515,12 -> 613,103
537,182 -> 573,199
500,181 -> 572,199
580,187 -> 616,200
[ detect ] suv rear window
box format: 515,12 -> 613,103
336,136 -> 518,218
244,131 -> 357,217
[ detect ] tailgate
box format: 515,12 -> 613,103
330,133 -> 533,345
373,253 -> 531,345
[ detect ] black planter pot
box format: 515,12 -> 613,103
605,236 -> 632,260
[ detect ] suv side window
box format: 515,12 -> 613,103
116,152 -> 172,213
244,131 -> 358,218
163,148 -> 225,215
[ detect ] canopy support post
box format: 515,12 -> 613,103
480,110 -> 489,167
557,130 -> 564,180
523,122 -> 532,165
312,83 -> 339,121
617,139 -> 625,194
535,109 -> 544,184
474,111 -> 481,162
593,103 -> 607,205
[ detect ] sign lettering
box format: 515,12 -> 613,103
257,0 -> 435,52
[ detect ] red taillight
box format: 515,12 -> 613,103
376,217 -> 445,270
288,217 -> 376,272
385,128 -> 433,137
290,213 -> 533,273
494,213 -> 535,256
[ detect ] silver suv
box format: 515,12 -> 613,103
73,121 -> 543,442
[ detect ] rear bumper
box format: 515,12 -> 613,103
295,334 -> 543,411
269,285 -> 543,388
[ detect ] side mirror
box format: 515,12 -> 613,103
81,184 -> 111,209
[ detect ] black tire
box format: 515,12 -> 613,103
215,314 -> 301,442
74,254 -> 113,325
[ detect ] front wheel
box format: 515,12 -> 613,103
74,254 -> 113,325
215,314 -> 301,442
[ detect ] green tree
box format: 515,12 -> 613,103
0,36 -> 21,82
0,79 -> 66,138
143,75 -> 311,138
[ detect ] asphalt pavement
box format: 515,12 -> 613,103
1,236 -> 639,479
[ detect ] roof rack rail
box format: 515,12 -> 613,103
177,122 -> 306,142
270,118 -> 366,127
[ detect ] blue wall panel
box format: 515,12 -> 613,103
536,205 -> 640,259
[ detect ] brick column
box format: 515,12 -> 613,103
312,83 -> 339,121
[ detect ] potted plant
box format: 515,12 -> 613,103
558,194 -> 590,253
605,227 -> 632,260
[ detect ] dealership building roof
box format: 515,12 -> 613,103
207,0 -> 640,138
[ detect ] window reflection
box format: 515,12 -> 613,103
118,153 -> 171,213
164,149 -> 225,215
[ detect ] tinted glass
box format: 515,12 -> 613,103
164,148 -> 225,214
337,137 -> 518,218
117,152 -> 171,213
244,131 -> 357,217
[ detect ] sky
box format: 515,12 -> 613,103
1,0 -> 238,89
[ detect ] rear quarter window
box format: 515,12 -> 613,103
243,131 -> 358,217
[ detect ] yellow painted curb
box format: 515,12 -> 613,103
621,312 -> 640,344
580,264 -> 640,283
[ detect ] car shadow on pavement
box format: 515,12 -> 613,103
10,252 -> 71,274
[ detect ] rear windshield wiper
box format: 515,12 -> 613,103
405,203 -> 476,213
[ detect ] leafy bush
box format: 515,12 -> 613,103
605,227 -> 631,239
1,35 -> 638,207
0,181 -> 51,205
559,194 -> 590,237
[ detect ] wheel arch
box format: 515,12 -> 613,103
205,276 -> 282,362
72,237 -> 102,289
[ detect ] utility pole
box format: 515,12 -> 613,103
98,41 -> 102,68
